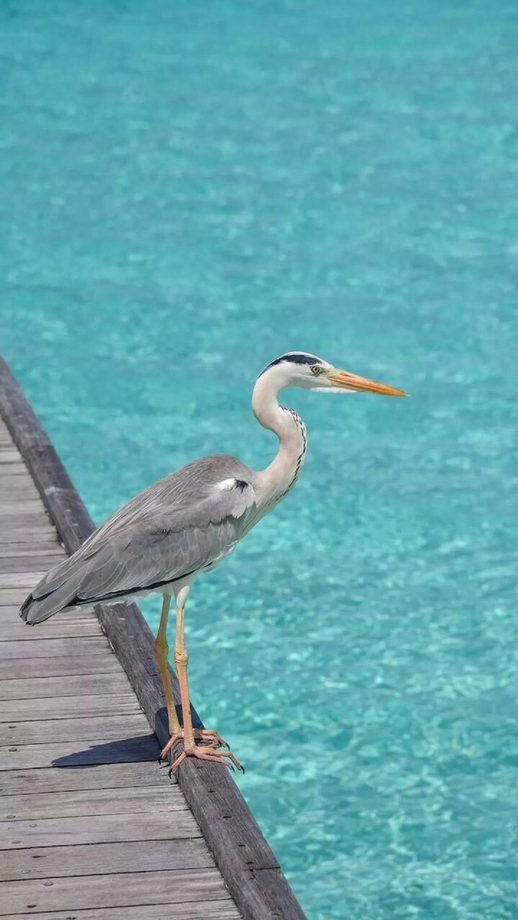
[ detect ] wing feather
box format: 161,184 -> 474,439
21,456 -> 257,624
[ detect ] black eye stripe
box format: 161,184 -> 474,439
261,353 -> 323,375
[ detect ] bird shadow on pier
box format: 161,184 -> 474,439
52,732 -> 160,768
50,706 -> 204,769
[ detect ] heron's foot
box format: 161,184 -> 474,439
169,742 -> 244,775
159,728 -> 230,762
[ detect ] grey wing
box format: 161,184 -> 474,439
21,455 -> 257,624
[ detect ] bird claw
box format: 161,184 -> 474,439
168,743 -> 245,776
159,727 -> 233,762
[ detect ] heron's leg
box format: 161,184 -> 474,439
174,604 -> 195,747
168,602 -> 244,773
154,594 -> 181,737
156,594 -> 229,761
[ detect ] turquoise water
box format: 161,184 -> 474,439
2,2 -> 518,917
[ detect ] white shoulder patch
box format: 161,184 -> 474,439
215,478 -> 239,491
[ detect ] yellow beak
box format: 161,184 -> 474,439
326,368 -> 407,397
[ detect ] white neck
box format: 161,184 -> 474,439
251,367 -> 308,506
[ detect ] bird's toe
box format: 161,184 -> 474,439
168,742 -> 244,775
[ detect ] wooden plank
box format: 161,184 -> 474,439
0,784 -> 188,820
0,493 -> 41,507
0,484 -> 34,496
0,762 -> 172,795
0,811 -> 199,849
0,713 -> 150,745
0,627 -> 100,643
0,484 -> 40,499
0,869 -> 231,915
0,654 -> 120,679
0,693 -> 141,723
0,590 -> 31,606
0,531 -> 53,549
0,636 -> 108,658
0,604 -> 91,620
1,606 -> 95,622
0,733 -> 159,770
0,619 -> 102,641
0,902 -> 241,920
0,500 -> 42,513
0,548 -> 55,562
0,451 -> 21,462
1,572 -> 47,590
0,512 -> 52,528
0,473 -> 37,484
0,837 -> 215,882
0,672 -> 133,701
0,555 -> 64,574
0,545 -> 63,559
0,472 -> 37,483
0,544 -> 61,556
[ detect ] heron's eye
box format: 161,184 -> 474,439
310,365 -> 323,376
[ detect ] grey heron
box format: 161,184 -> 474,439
21,352 -> 406,772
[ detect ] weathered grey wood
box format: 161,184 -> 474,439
0,607 -> 95,624
0,358 -> 305,920
0,672 -> 133,701
0,762 -> 172,795
0,523 -> 55,536
0,733 -> 159,770
0,636 -> 108,658
0,450 -> 20,462
0,811 -> 199,849
0,604 -> 92,621
0,485 -> 41,500
0,838 -> 215,882
0,654 -> 120,679
1,585 -> 48,604
0,619 -> 102,640
0,784 -> 188,820
0,903 -> 241,920
0,544 -> 63,559
0,573 -> 47,589
0,693 -> 141,722
0,512 -> 52,528
0,500 -> 43,513
0,555 -> 64,574
0,867 -> 234,915
0,593 -> 27,607
0,471 -> 38,483
0,484 -> 32,498
0,713 -> 150,745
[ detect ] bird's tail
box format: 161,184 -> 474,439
20,593 -> 54,626
20,554 -> 88,625
20,584 -> 78,625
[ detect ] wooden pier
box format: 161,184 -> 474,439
0,358 -> 306,920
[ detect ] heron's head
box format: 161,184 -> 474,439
259,352 -> 407,397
